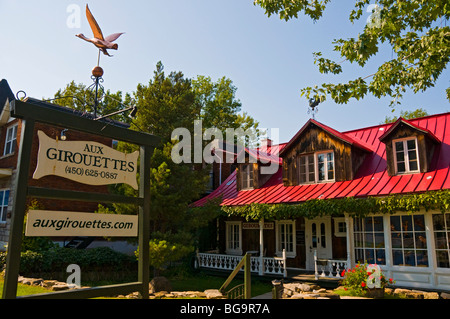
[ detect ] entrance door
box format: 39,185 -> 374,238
305,217 -> 332,270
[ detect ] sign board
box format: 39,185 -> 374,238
242,222 -> 274,230
25,210 -> 138,237
33,130 -> 139,189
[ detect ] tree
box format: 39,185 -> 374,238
383,107 -> 429,123
254,0 -> 450,107
52,80 -> 134,123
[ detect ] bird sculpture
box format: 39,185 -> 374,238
76,4 -> 124,57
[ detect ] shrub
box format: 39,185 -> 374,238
0,247 -> 137,275
340,262 -> 395,296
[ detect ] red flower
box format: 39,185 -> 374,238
389,278 -> 393,283
361,282 -> 366,288
341,270 -> 346,277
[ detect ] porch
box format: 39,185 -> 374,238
196,250 -> 350,281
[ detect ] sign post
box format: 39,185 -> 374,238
2,99 -> 160,299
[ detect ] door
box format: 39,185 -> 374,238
305,217 -> 332,270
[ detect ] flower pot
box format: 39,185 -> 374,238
366,287 -> 385,299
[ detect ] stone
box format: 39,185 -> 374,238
204,289 -> 225,299
52,283 -> 70,291
149,276 -> 172,293
423,292 -> 439,299
290,293 -> 304,299
41,280 -> 59,289
313,288 -> 327,293
440,292 -> 450,299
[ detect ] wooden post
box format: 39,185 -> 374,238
259,218 -> 264,276
2,118 -> 35,299
138,145 -> 153,299
345,214 -> 351,270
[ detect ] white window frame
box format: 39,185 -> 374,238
3,124 -> 18,156
241,164 -> 254,190
299,153 -> 315,184
225,221 -> 242,255
0,189 -> 10,223
393,137 -> 420,174
275,220 -> 296,257
334,217 -> 347,237
298,151 -> 335,184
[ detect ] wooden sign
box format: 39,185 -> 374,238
242,222 -> 274,230
33,131 -> 139,189
25,210 -> 138,237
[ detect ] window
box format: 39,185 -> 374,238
354,216 -> 385,265
4,124 -> 18,156
299,154 -> 315,183
432,213 -> 450,268
334,217 -> 347,237
393,138 -> 419,174
318,152 -> 334,181
276,220 -> 296,256
390,215 -> 428,267
298,151 -> 335,184
241,164 -> 254,189
0,189 -> 10,222
225,222 -> 242,255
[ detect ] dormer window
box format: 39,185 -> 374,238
393,138 -> 419,174
379,117 -> 440,176
298,151 -> 335,184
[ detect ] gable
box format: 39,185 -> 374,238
280,120 -> 370,185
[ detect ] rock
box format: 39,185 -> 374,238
313,288 -> 327,293
290,293 -> 304,299
423,292 -> 439,299
204,289 -> 225,299
41,280 -> 59,289
318,292 -> 340,299
21,277 -> 43,286
440,292 -> 450,299
52,283 -> 70,291
149,276 -> 172,293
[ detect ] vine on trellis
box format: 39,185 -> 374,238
218,189 -> 450,221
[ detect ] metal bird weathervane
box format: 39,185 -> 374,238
76,4 -> 124,58
76,4 -> 125,118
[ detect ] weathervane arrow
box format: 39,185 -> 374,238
76,4 -> 124,57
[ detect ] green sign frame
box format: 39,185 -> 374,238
2,99 -> 160,299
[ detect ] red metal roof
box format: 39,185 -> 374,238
193,112 -> 450,207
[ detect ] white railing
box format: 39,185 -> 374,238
314,250 -> 350,280
197,251 -> 287,277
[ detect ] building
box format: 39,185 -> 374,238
0,79 -> 129,251
194,112 -> 450,291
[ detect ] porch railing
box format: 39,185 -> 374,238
196,251 -> 287,277
314,250 -> 350,280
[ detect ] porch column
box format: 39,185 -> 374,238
259,218 -> 264,276
345,214 -> 351,269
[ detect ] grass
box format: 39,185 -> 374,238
0,278 -> 51,297
0,270 -> 273,299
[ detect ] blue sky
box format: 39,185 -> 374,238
1,1 -> 448,143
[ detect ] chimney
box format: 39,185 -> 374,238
261,138 -> 272,153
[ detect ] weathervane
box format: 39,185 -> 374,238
308,98 -> 320,119
76,4 -> 124,118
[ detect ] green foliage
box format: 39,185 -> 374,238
0,247 -> 136,275
22,199 -> 58,252
340,262 -> 394,296
51,80 -> 134,123
135,238 -> 194,273
219,189 -> 450,220
383,108 -> 429,123
255,0 -> 450,107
